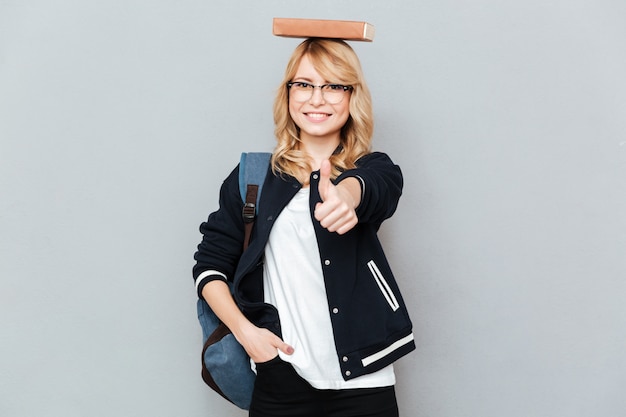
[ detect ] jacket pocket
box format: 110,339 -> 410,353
367,260 -> 400,311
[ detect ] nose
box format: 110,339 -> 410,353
308,86 -> 326,105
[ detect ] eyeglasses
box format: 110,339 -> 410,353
287,81 -> 353,104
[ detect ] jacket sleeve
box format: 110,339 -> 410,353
192,165 -> 245,298
336,152 -> 403,227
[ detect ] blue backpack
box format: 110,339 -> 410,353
197,152 -> 271,410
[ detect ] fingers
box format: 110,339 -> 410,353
253,336 -> 293,363
315,201 -> 357,234
334,216 -> 358,235
314,163 -> 359,234
241,326 -> 294,363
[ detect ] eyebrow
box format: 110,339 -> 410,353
292,77 -> 345,86
292,77 -> 315,83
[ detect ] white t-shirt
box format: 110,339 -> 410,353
263,187 -> 395,389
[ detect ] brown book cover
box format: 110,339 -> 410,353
273,18 -> 375,42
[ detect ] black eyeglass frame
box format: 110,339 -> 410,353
286,81 -> 354,93
286,82 -> 354,104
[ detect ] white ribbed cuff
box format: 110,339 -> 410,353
195,270 -> 227,292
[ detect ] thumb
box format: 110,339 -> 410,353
318,159 -> 332,201
279,341 -> 294,355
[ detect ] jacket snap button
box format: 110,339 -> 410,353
324,259 -> 331,266
332,308 -> 339,314
313,174 -> 319,180
342,356 -> 348,362
345,370 -> 351,377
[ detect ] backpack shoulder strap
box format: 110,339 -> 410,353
238,152 -> 272,251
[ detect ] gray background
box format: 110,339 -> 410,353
1,1 -> 625,416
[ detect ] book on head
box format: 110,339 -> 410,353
272,18 -> 375,42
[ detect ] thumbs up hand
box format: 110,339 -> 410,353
314,160 -> 361,235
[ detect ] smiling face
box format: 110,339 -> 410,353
288,54 -> 351,149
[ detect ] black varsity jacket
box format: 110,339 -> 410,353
193,151 -> 415,381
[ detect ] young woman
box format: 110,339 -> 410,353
193,38 -> 415,417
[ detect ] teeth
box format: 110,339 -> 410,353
307,113 -> 329,118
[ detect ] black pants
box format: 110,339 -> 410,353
249,357 -> 399,417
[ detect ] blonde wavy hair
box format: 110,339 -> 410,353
272,38 -> 374,183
